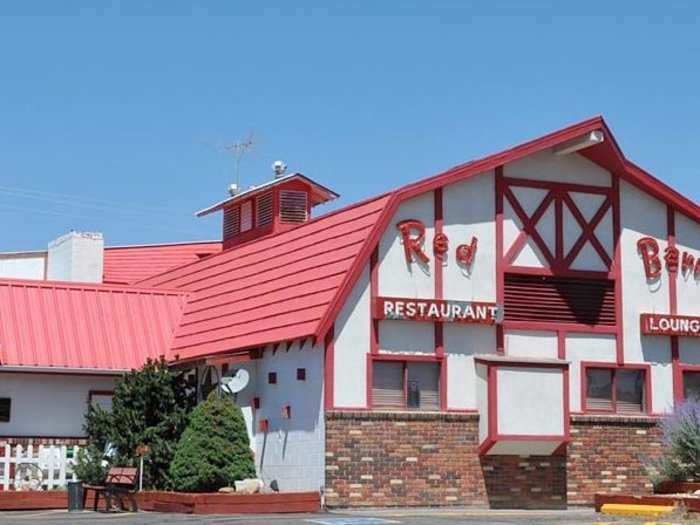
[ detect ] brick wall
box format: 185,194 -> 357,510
567,415 -> 662,504
326,411 -> 662,508
325,411 -> 487,507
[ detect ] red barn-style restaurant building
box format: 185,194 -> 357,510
1,116 -> 700,508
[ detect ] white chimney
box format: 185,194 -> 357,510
47,231 -> 104,283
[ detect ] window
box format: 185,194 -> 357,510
372,360 -> 440,411
585,367 -> 646,414
89,391 -> 114,412
0,398 -> 10,422
684,371 -> 700,400
240,200 -> 253,232
268,372 -> 277,384
296,368 -> 306,381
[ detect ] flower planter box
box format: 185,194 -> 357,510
136,491 -> 320,514
0,490 -> 67,510
0,489 -> 320,514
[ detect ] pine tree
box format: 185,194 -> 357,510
169,393 -> 256,492
83,357 -> 194,489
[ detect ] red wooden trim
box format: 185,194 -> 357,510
371,353 -> 443,363
475,357 -> 569,369
668,205 -> 682,403
555,194 -> 563,261
487,364 -> 498,442
432,187 -> 447,408
501,176 -> 614,196
434,187 -> 444,299
612,175 -> 624,365
503,320 -> 617,334
580,361 -> 652,415
563,365 -> 571,439
365,353 -> 373,409
561,193 -> 612,268
557,330 -> 566,360
496,167 -> 505,354
493,434 -> 568,442
503,186 -> 555,264
370,248 -> 379,356
323,324 -> 334,410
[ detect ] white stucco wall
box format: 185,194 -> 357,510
444,324 -> 496,410
378,193 -> 434,299
504,330 -> 558,359
252,340 -> 325,492
619,181 -> 674,414
378,320 -> 434,355
496,366 -> 564,436
0,372 -> 117,437
442,172 -> 496,302
504,150 -> 611,187
675,212 -> 700,364
565,333 -> 616,412
47,231 -> 104,283
333,264 -> 370,408
0,254 -> 46,280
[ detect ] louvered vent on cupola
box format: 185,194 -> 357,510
196,172 -> 339,249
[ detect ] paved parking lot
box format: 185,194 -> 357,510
0,508 -> 690,525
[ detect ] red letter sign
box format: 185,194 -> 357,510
396,220 -> 430,265
456,237 -> 478,267
637,237 -> 662,279
433,232 -> 449,259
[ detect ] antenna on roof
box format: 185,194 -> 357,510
221,132 -> 255,193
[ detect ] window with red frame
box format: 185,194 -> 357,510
585,367 -> 646,414
372,361 -> 439,411
683,371 -> 700,400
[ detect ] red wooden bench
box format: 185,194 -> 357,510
83,466 -> 138,512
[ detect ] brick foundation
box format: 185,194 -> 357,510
325,411 -> 662,508
567,415 -> 662,504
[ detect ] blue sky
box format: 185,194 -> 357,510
0,1 -> 698,249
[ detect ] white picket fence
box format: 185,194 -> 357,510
0,444 -> 80,491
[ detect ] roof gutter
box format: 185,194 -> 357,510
0,365 -> 127,376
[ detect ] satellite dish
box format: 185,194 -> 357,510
220,368 -> 250,394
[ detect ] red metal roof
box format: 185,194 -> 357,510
103,241 -> 221,284
0,278 -> 188,370
139,194 -> 390,361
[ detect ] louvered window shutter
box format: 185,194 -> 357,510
256,192 -> 273,227
505,274 -> 615,326
223,205 -> 241,240
280,190 -> 308,223
407,362 -> 440,411
372,361 -> 404,409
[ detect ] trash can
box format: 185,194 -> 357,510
67,481 -> 84,511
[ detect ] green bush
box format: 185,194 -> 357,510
74,445 -> 109,485
169,393 -> 256,492
83,357 -> 195,489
